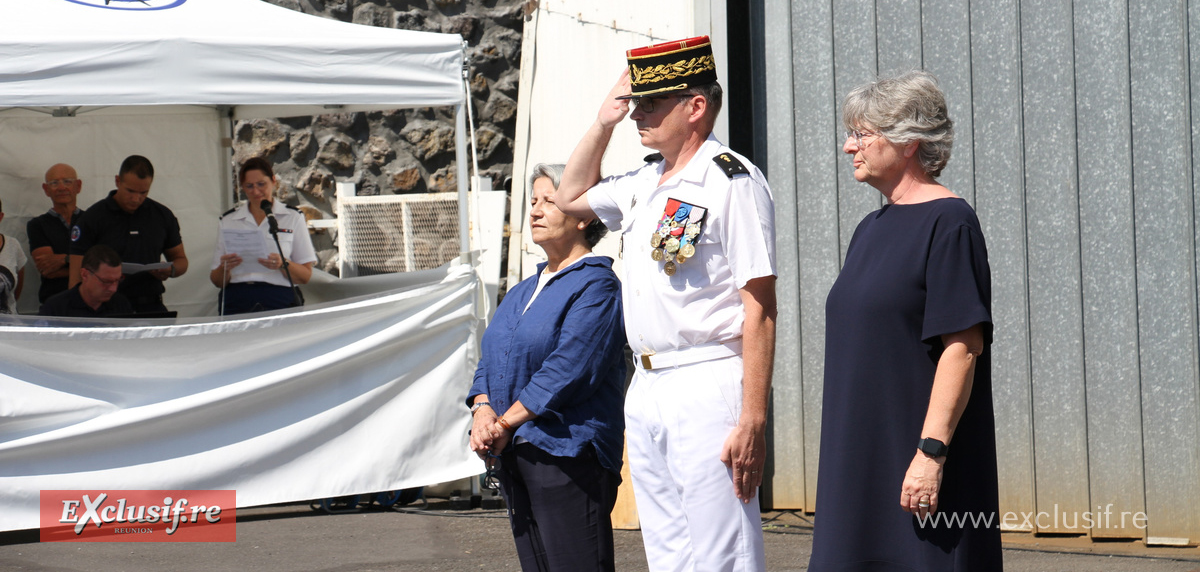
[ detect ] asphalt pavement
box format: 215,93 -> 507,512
2,499 -> 1200,571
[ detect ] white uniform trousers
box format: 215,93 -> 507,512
625,354 -> 766,572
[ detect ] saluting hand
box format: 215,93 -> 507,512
597,69 -> 632,129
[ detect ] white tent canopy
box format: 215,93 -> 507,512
0,0 -> 467,316
1,0 -> 464,118
0,2 -> 484,529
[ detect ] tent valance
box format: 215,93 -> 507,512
0,0 -> 464,117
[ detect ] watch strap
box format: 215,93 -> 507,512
918,437 -> 949,457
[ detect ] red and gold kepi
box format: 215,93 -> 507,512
620,35 -> 717,99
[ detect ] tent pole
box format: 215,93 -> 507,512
456,102 -> 470,259
220,107 -> 236,207
506,3 -> 540,286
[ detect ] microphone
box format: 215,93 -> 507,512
260,200 -> 279,234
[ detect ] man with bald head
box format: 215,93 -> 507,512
27,163 -> 83,304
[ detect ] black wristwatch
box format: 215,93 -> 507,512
917,437 -> 949,458
469,401 -> 491,415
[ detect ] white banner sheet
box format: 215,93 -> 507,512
0,265 -> 481,532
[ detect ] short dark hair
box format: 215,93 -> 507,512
583,219 -> 608,248
118,155 -> 154,179
81,245 -> 122,274
239,157 -> 276,185
681,82 -> 723,119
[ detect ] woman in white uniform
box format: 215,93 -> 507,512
210,158 -> 317,315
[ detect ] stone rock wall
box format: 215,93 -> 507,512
237,0 -> 525,274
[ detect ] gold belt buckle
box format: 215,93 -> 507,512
640,352 -> 654,370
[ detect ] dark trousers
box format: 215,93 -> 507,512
497,443 -> 620,572
219,282 -> 297,315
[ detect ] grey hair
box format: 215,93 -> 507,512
528,162 -> 565,190
842,70 -> 954,177
528,162 -> 609,247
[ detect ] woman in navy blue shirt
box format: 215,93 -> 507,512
467,163 -> 626,572
809,71 -> 1000,571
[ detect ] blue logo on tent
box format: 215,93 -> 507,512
63,0 -> 187,10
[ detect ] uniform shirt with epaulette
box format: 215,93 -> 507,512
211,201 -> 317,288
70,191 -> 182,305
586,134 -> 776,355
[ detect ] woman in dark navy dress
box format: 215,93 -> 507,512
808,71 -> 1002,571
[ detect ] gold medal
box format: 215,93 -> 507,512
664,260 -> 677,276
651,248 -> 664,261
685,223 -> 700,238
675,252 -> 689,264
680,243 -> 696,258
651,233 -> 663,248
665,237 -> 680,254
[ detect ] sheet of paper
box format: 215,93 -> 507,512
121,261 -> 171,274
221,228 -> 269,274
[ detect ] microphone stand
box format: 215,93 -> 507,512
262,201 -> 302,307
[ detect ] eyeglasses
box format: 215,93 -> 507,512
631,94 -> 695,113
241,180 -> 272,192
82,269 -> 123,287
45,178 -> 78,188
846,129 -> 881,149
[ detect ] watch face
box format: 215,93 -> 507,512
63,0 -> 188,10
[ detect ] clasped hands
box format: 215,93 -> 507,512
468,405 -> 514,458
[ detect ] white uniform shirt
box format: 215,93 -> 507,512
211,202 -> 318,288
0,234 -> 27,314
587,135 -> 776,355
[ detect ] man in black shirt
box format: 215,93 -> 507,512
69,155 -> 189,313
27,163 -> 83,304
41,245 -> 133,318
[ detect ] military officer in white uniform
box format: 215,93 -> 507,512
210,157 -> 316,314
555,36 -> 777,572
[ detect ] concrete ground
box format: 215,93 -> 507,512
2,500 -> 1199,571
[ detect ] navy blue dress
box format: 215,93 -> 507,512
809,198 -> 1002,571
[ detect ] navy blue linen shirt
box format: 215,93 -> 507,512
468,256 -> 627,474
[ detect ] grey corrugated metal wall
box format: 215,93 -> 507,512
762,0 -> 1200,543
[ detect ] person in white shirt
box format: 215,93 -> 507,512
554,36 -> 777,572
0,198 -> 26,314
210,157 -> 316,315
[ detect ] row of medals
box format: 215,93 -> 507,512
650,223 -> 700,276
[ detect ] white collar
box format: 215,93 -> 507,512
655,133 -> 723,188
